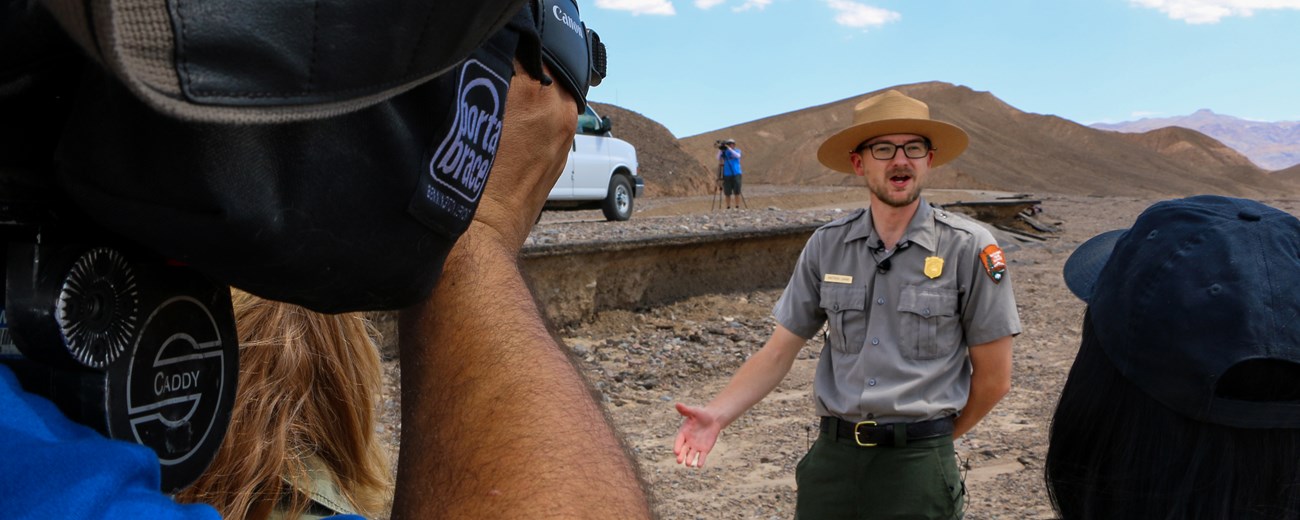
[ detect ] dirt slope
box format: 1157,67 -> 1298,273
667,82 -> 1298,198
1276,162 -> 1300,188
591,102 -> 712,197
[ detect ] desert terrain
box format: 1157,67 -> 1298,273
368,84 -> 1300,518
374,185 -> 1300,519
594,82 -> 1300,201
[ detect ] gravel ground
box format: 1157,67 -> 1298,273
375,188 -> 1300,519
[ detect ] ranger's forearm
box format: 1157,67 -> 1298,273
707,326 -> 806,427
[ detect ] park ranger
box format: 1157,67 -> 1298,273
673,89 -> 1020,519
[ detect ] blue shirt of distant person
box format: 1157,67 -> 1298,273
717,139 -> 743,209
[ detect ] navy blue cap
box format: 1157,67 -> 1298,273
1062,195 -> 1300,428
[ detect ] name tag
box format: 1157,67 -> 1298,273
824,274 -> 853,284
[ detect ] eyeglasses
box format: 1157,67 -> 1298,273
855,140 -> 932,161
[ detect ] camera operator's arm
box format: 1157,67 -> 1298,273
392,62 -> 651,519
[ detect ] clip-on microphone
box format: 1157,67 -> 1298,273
872,240 -> 909,274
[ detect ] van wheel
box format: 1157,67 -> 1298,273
601,175 -> 634,221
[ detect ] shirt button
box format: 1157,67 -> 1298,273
876,297 -> 885,305
871,337 -> 880,346
833,303 -> 840,311
868,378 -> 877,386
923,307 -> 931,316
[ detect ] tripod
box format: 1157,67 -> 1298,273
712,149 -> 749,211
711,164 -> 723,212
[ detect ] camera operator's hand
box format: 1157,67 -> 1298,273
467,60 -> 577,255
394,60 -> 650,519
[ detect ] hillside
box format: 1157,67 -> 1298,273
1278,163 -> 1300,186
590,102 -> 711,197
1116,125 -> 1257,172
595,83 -> 1300,198
669,82 -> 1299,198
1093,109 -> 1300,171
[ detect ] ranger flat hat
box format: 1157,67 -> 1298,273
817,90 -> 969,173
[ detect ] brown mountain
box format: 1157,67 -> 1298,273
660,82 -> 1299,198
1277,163 -> 1300,187
590,102 -> 711,197
1092,109 -> 1300,171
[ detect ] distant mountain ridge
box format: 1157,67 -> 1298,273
600,82 -> 1300,198
678,82 -> 1300,198
1092,110 -> 1300,171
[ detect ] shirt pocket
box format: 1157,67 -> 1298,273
897,284 -> 960,360
819,284 -> 867,354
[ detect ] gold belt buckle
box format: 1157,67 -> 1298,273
853,420 -> 877,447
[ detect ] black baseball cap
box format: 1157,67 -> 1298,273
47,1 -> 607,314
1062,195 -> 1300,428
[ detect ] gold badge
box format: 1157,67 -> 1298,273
824,274 -> 854,284
924,256 -> 944,279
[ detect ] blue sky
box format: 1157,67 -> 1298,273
579,0 -> 1300,138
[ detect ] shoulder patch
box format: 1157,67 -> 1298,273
980,244 -> 1007,283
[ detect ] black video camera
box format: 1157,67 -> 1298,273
537,0 -> 607,112
0,190 -> 240,493
716,140 -> 729,151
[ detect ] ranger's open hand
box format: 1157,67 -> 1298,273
674,403 -> 723,468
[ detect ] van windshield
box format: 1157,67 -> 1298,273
577,106 -> 601,135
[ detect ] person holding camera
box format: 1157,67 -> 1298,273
675,90 -> 1018,519
0,0 -> 650,518
716,139 -> 744,210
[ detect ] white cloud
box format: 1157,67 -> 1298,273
1129,0 -> 1300,23
734,0 -> 773,12
695,0 -> 726,9
596,0 -> 676,15
825,0 -> 901,29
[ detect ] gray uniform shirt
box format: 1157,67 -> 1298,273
773,200 -> 1021,424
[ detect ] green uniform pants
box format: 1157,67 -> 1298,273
794,433 -> 964,519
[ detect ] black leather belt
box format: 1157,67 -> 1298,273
820,416 -> 955,447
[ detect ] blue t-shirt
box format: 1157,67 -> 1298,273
0,365 -> 363,520
718,148 -> 743,177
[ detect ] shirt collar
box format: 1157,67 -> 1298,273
845,198 -> 938,252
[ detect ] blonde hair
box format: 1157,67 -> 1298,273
176,291 -> 392,519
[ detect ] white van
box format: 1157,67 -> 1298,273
545,105 -> 643,221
